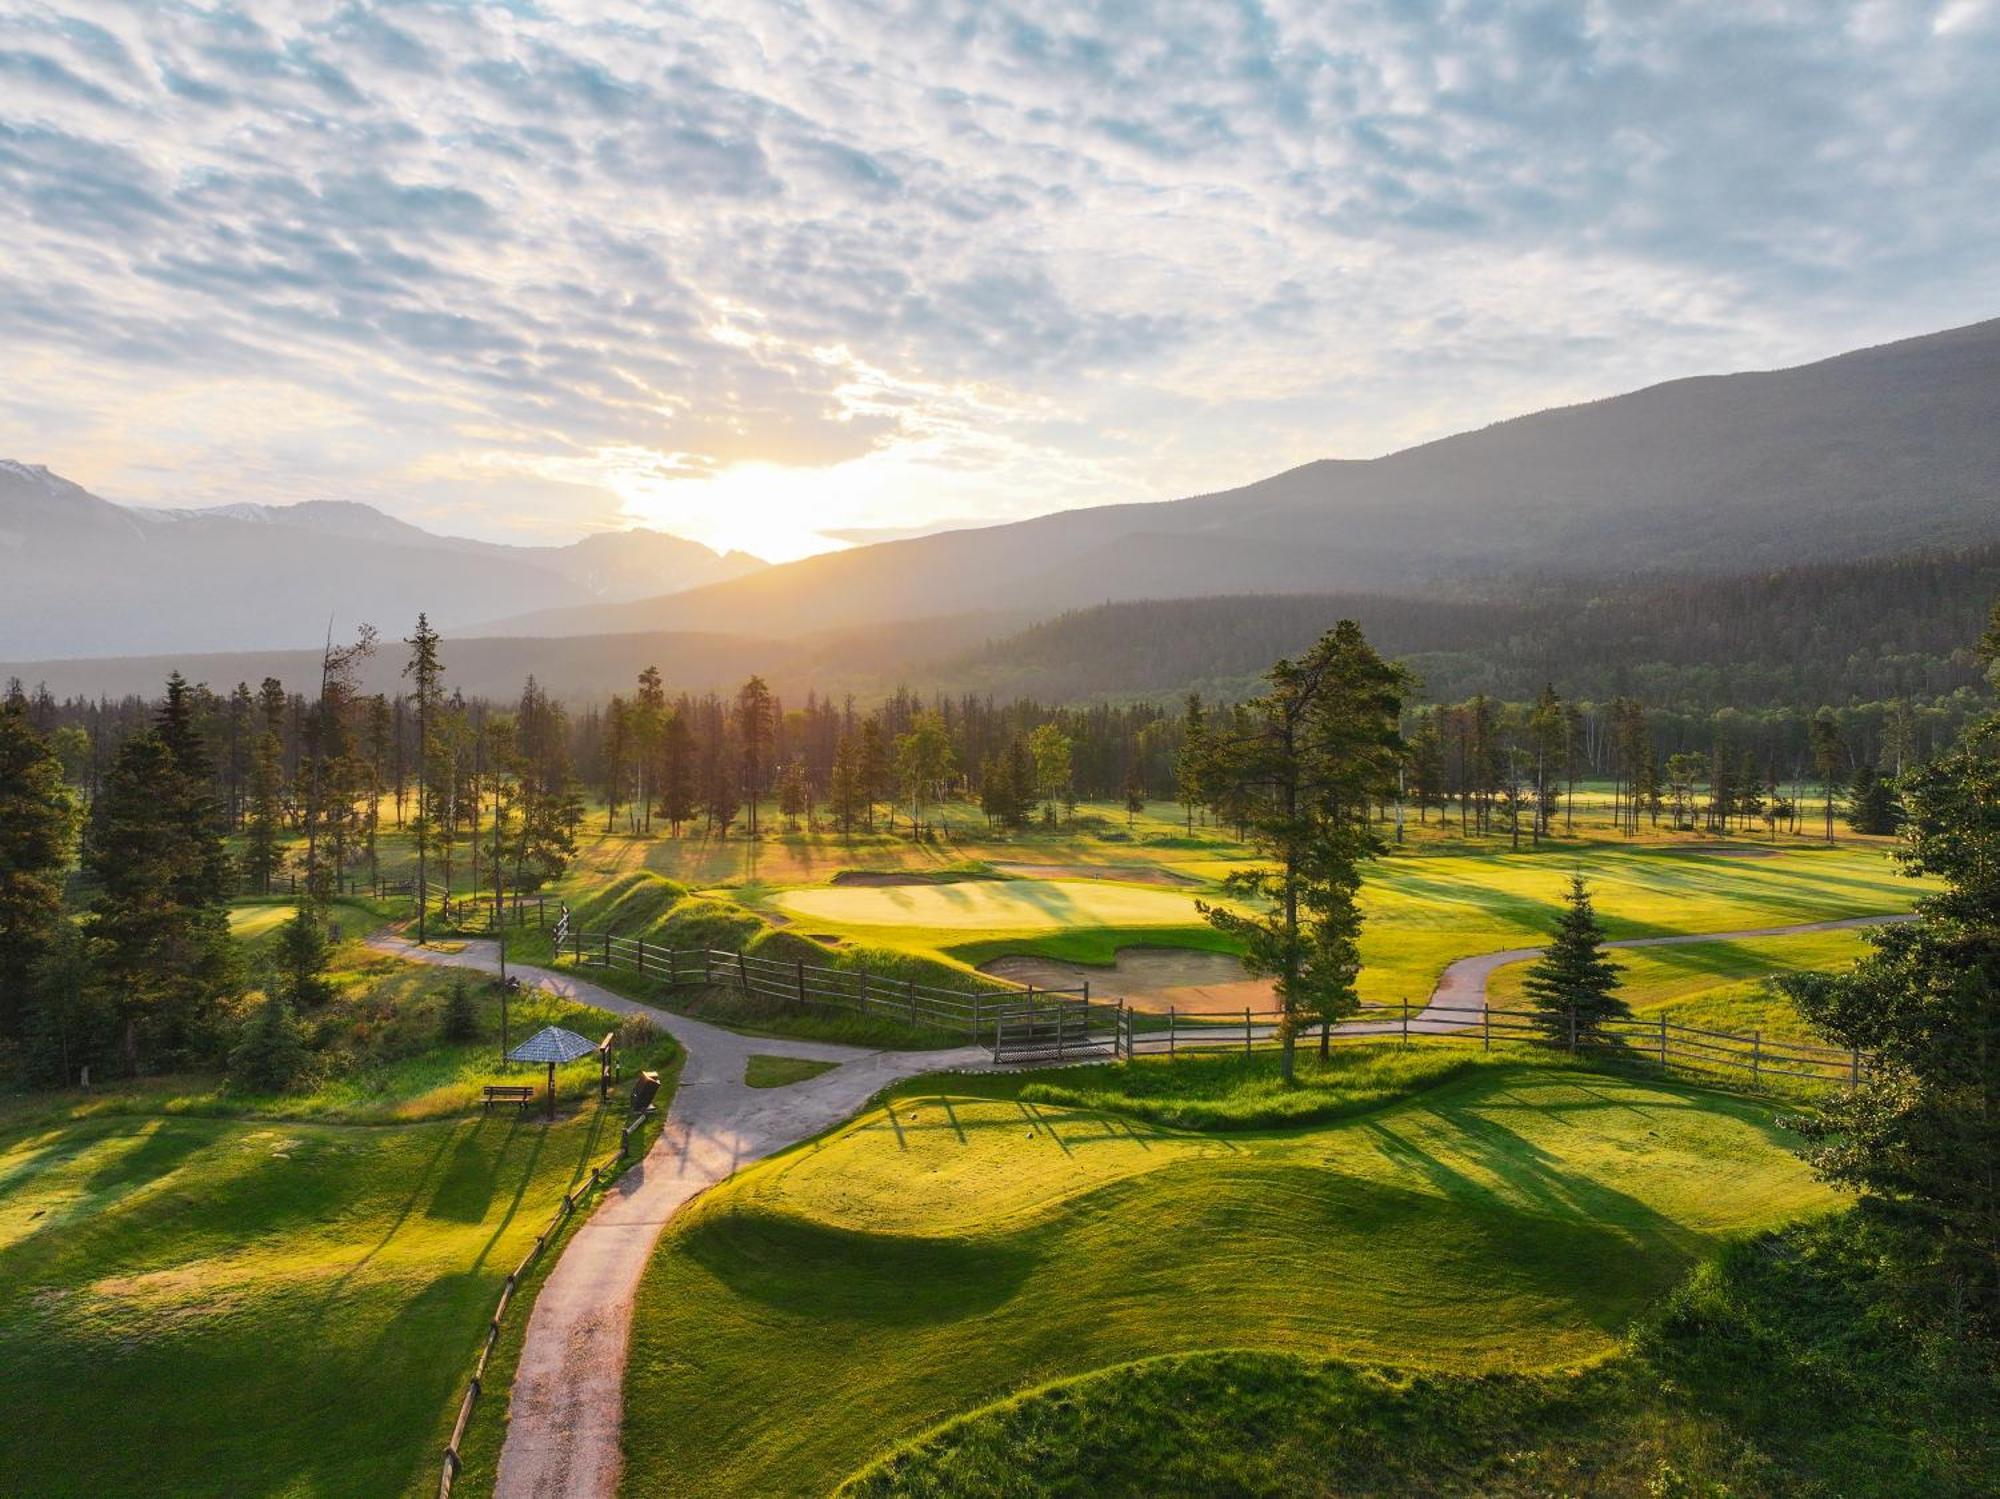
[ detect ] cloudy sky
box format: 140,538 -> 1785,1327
2,1 -> 1996,561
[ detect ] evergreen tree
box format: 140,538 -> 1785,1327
403,616 -> 445,941
778,760 -> 808,831
1197,620 -> 1408,1081
231,990 -> 312,1094
1520,875 -> 1627,1044
273,908 -> 334,1007
1782,706 -> 2000,1323
440,974 -> 479,1043
1809,708 -> 1845,843
829,732 -> 864,833
0,695 -> 77,1039
858,718 -> 890,832
659,708 -> 697,836
735,676 -> 774,837
1123,763 -> 1146,825
86,685 -> 238,1073
1846,761 -> 1905,835
1174,693 -> 1207,832
241,728 -> 286,895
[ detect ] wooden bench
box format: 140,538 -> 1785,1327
482,1084 -> 536,1114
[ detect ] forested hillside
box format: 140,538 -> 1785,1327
929,546 -> 2000,712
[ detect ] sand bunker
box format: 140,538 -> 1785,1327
991,861 -> 1201,887
981,947 -> 1272,1015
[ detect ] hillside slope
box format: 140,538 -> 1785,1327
480,317 -> 2000,640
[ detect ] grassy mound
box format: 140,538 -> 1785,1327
621,1060 -> 1830,1496
845,1214 -> 1998,1498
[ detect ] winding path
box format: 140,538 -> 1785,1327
366,933 -> 987,1499
377,911 -> 1909,1496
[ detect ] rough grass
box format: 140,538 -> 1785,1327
847,1214 -> 1998,1498
621,1060 -> 1832,1497
745,1055 -> 841,1089
769,877 -> 1212,933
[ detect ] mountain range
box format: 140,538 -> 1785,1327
4,315 -> 1997,684
0,461 -> 765,658
471,317 -> 2000,641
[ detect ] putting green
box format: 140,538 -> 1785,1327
769,878 -> 1206,932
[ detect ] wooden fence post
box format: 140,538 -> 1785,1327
908,977 -> 917,1024
573,926 -> 581,964
1849,1048 -> 1861,1088
637,939 -> 646,975
1401,997 -> 1410,1045
1659,1014 -> 1669,1068
738,952 -> 750,996
1751,1030 -> 1762,1084
603,933 -> 611,967
796,961 -> 807,1007
1244,1007 -> 1252,1055
1482,1003 -> 1491,1052
1168,1006 -> 1176,1059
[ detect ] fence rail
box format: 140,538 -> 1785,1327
437,1108 -> 653,1499
1117,999 -> 1864,1086
546,922 -> 1865,1088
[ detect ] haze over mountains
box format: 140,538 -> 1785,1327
0,461 -> 765,659
4,317 -> 1997,699
477,318 -> 2000,641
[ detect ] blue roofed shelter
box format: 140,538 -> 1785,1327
507,1025 -> 599,1119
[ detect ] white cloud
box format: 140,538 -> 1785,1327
0,0 -> 1994,560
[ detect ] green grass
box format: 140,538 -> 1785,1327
0,919 -> 684,1499
1488,928 -> 1874,1044
978,1048 -> 1510,1130
846,1214 -> 1997,1498
621,1057 -> 1833,1496
0,1073 -> 678,1498
745,1055 -> 841,1089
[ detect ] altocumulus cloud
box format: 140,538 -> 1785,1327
0,0 -> 1994,555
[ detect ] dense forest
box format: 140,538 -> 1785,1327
932,544 -> 2000,713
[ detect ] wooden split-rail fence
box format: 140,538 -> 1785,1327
542,918 -> 1863,1087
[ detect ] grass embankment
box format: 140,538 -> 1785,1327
847,1213 -> 1997,1498
621,1052 -> 1831,1496
0,920 -> 681,1499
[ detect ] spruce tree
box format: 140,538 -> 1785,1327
0,695 -> 77,1040
1520,875 -> 1627,1045
87,690 -> 238,1073
1783,706 -> 2000,1324
1846,761 -> 1905,835
231,990 -> 313,1094
440,974 -> 479,1043
274,908 -> 334,1007
403,616 -> 444,940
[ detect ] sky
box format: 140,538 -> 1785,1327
1,2 -> 1996,564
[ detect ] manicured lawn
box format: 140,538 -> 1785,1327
745,1054 -> 840,1088
621,1056 -> 1832,1497
1487,927 -> 1874,1043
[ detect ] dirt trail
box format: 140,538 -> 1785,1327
366,933 -> 985,1499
